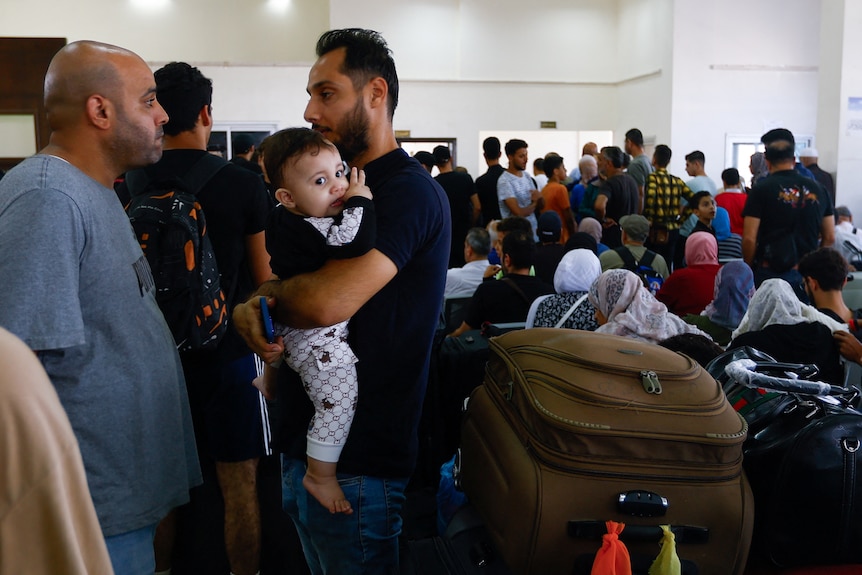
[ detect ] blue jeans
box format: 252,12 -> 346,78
281,456 -> 408,575
754,266 -> 808,303
104,523 -> 157,575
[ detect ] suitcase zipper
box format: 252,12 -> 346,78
841,436 -> 859,558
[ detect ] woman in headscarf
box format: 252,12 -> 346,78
657,232 -> 721,316
564,232 -> 597,255
575,217 -> 609,255
728,279 -> 847,384
588,269 -> 709,344
713,207 -> 743,263
683,260 -> 754,346
749,152 -> 769,188
526,249 -> 602,331
570,155 -> 598,219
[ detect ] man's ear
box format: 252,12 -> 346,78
275,188 -> 295,208
366,77 -> 388,111
199,104 -> 213,127
86,94 -> 112,130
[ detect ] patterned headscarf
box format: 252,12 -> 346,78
685,232 -> 719,266
702,261 -> 754,330
588,269 -> 709,344
731,279 -> 848,340
554,249 -> 602,293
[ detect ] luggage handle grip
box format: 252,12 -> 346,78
567,520 -> 709,545
725,359 -> 852,397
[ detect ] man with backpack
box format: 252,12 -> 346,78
122,62 -> 272,575
600,214 -> 669,294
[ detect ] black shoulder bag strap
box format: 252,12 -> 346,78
640,250 -> 657,268
614,246 -> 638,271
125,153 -> 228,197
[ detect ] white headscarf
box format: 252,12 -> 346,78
731,278 -> 848,340
554,249 -> 602,293
588,269 -> 710,344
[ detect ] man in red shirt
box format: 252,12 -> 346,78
716,167 -> 747,236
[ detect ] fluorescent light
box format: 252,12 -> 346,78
267,0 -> 291,13
130,0 -> 170,11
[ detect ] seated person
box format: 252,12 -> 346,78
577,217 -> 610,255
487,216 -> 535,279
527,249 -> 602,331
565,232 -> 598,255
713,206 -> 743,263
449,230 -> 553,337
659,333 -> 726,368
534,211 -> 568,285
588,269 -> 709,345
833,206 -> 862,270
444,227 -> 492,298
689,190 -> 716,236
599,214 -> 670,278
657,232 -> 721,317
728,278 -> 847,385
683,260 -> 754,346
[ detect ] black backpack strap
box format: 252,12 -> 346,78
614,246 -> 638,271
640,250 -> 656,268
502,277 -> 532,306
182,153 -> 229,195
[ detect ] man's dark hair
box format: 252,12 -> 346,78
721,167 -> 740,186
262,127 -> 337,190
543,154 -> 564,177
154,62 -> 213,136
502,230 -> 536,270
653,144 -> 672,168
315,29 -> 399,120
685,150 -> 705,165
483,137 -> 501,159
761,128 -> 795,147
533,157 -> 544,171
601,146 -> 626,169
465,227 -> 490,256
496,216 -> 533,236
688,190 -> 713,211
625,128 -> 644,147
505,139 -> 528,157
764,140 -> 796,164
798,247 -> 850,292
659,333 -> 725,368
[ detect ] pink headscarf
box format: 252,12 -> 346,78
579,217 -> 603,244
685,232 -> 718,266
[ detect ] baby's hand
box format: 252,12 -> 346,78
343,167 -> 372,200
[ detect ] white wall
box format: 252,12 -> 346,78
668,0 -> 821,179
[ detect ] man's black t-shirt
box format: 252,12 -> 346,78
475,164 -> 505,225
436,170 -> 477,268
465,273 -> 554,328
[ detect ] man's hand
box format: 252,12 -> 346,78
233,295 -> 284,364
834,330 -> 862,364
483,264 -> 501,279
343,167 -> 372,201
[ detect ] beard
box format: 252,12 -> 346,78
111,103 -> 163,170
331,98 -> 370,165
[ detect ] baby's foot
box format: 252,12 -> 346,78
303,472 -> 353,515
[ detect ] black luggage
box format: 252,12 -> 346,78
717,356 -> 862,567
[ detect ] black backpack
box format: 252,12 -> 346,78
125,154 -> 229,352
613,246 -> 664,295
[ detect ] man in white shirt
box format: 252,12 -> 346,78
444,227 -> 492,298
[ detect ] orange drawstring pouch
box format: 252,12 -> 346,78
590,520 -> 632,575
648,525 -> 681,575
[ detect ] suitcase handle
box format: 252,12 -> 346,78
567,521 -> 709,545
725,359 -> 852,397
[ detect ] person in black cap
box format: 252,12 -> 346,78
533,211 -> 567,285
434,144 -> 479,268
230,133 -> 264,175
475,136 -> 505,225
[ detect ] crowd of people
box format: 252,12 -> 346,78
0,27 -> 853,575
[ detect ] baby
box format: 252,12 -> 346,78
254,127 -> 375,514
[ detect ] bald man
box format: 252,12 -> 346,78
0,41 -> 201,575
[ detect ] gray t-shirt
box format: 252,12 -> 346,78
627,153 -> 654,188
0,155 -> 201,536
497,170 -> 538,238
